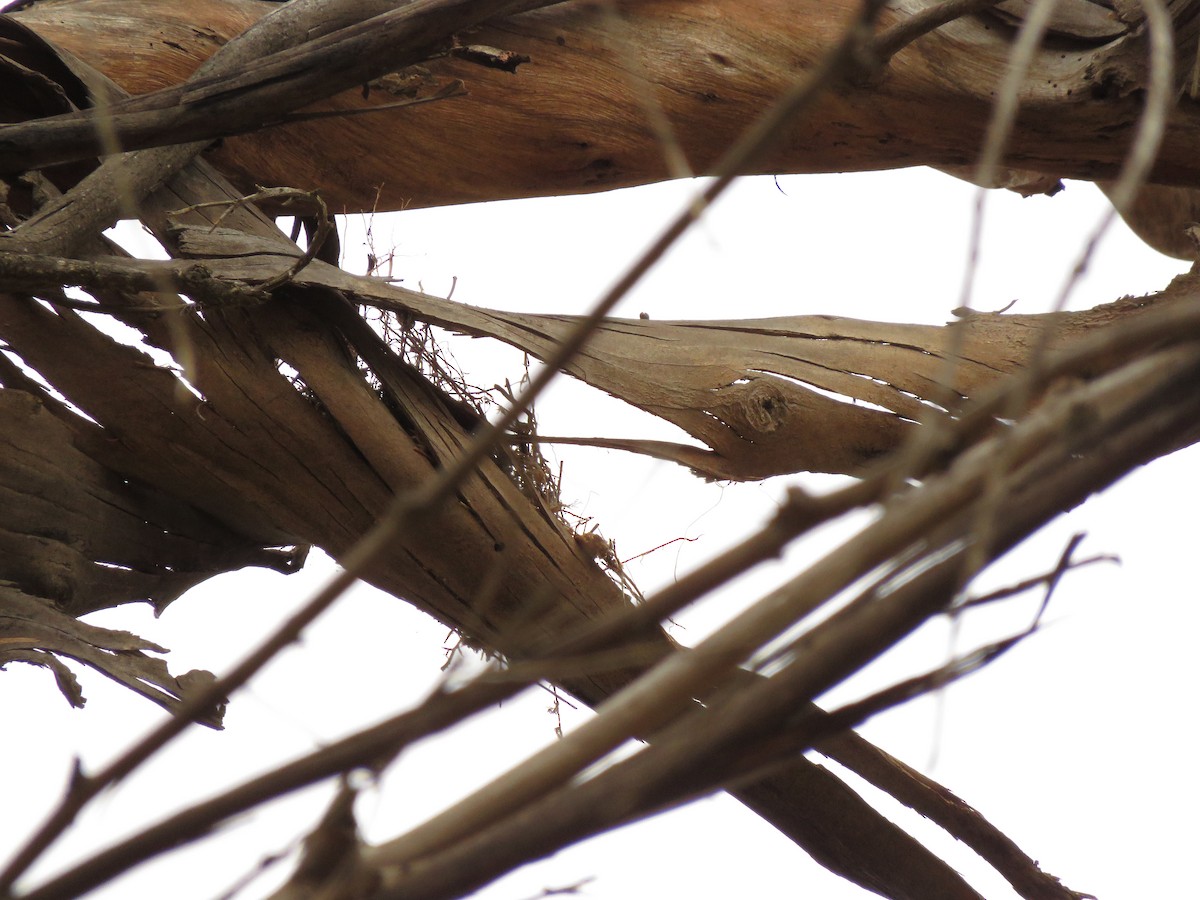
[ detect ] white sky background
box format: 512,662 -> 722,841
4,168 -> 1199,900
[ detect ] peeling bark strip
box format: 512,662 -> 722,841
0,586 -> 227,726
0,383 -> 302,721
166,222 -> 1176,479
0,387 -> 305,618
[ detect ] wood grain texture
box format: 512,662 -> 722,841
10,0 -> 1200,214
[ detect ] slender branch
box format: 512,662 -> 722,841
0,251 -> 265,306
374,341 -> 1200,900
2,3 -> 1188,898
0,0 -> 551,889
0,0 -> 568,172
874,0 -> 1003,60
1,2 -> 897,892
17,180 -> 1200,900
2,4 -> 903,893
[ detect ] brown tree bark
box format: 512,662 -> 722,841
5,0 -> 1200,215
3,2 -> 1194,899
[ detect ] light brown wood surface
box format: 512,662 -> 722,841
11,0 -> 1200,214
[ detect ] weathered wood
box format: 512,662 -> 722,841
8,0 -> 1200,215
0,584 -> 229,725
0,147 -> 994,900
0,3 -> 1176,898
151,225 -> 1179,479
0,386 -> 304,618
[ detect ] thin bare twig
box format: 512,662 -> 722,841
874,0 -> 1004,60
377,337 -> 1200,900
953,0 -> 1174,602
171,186 -> 333,291
0,1 -> 565,890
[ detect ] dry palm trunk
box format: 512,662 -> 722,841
2,1 -> 1193,898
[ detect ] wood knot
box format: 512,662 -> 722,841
741,379 -> 788,434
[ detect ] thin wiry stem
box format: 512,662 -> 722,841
0,1 -> 580,892
956,0 -> 1175,593
372,336 -> 1200,900
26,269 -> 1200,900
1052,0 -> 1175,312
874,0 -> 1004,60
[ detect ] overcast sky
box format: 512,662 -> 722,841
6,168 -> 1197,899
